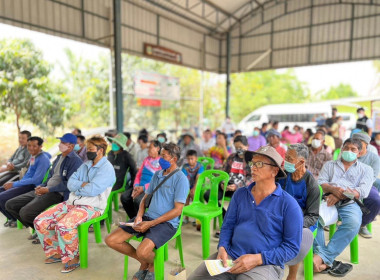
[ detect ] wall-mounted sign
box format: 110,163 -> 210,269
144,43 -> 182,64
134,70 -> 180,101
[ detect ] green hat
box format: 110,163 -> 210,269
107,133 -> 127,150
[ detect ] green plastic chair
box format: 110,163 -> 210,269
17,166 -> 51,230
303,186 -> 323,280
109,170 -> 130,224
77,189 -> 114,268
197,157 -> 215,170
329,220 -> 372,264
123,214 -> 185,280
333,148 -> 341,160
183,170 -> 229,259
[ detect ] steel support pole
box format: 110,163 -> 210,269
113,0 -> 123,132
226,32 -> 231,118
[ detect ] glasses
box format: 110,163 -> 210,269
248,161 -> 277,169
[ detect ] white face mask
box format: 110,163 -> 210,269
59,143 -> 69,153
311,139 -> 322,149
358,113 -> 364,118
376,140 -> 380,146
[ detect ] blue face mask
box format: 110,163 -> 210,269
284,160 -> 300,173
159,157 -> 171,170
74,144 -> 80,151
342,151 -> 357,162
111,143 -> 121,152
157,137 -> 165,143
253,130 -> 259,137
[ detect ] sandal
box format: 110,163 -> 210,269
328,261 -> 353,277
61,262 -> 80,273
32,239 -> 41,245
28,233 -> 38,240
45,255 -> 62,264
132,270 -> 148,280
320,260 -> 341,274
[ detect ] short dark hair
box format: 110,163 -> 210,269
234,135 -> 248,146
20,130 -> 31,138
273,121 -> 279,126
139,128 -> 148,137
205,129 -> 211,133
151,140 -> 162,151
186,149 -> 198,157
343,138 -> 362,151
138,135 -> 148,143
77,135 -> 85,142
357,107 -> 364,113
157,132 -> 167,141
316,129 -> 326,136
74,128 -> 82,134
262,123 -> 268,128
123,132 -> 131,140
162,142 -> 181,160
28,136 -> 43,146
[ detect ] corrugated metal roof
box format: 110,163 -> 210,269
0,0 -> 379,72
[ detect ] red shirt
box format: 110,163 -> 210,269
275,145 -> 286,160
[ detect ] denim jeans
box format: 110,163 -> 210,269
313,202 -> 361,267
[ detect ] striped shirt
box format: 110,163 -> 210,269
318,159 -> 373,200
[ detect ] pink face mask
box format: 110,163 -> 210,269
59,143 -> 69,153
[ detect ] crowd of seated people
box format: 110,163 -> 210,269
0,109 -> 379,279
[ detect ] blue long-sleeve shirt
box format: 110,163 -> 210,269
218,183 -> 303,268
13,152 -> 51,188
41,151 -> 83,200
68,156 -> 116,197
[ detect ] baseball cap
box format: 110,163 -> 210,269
56,133 -> 77,144
244,145 -> 286,179
352,132 -> 371,145
266,128 -> 281,138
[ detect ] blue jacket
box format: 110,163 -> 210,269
41,151 -> 83,201
13,152 -> 51,188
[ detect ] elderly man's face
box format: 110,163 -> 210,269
285,149 -> 298,165
183,135 -> 192,145
250,155 -> 278,182
342,143 -> 360,156
268,135 -> 279,145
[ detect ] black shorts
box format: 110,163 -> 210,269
120,216 -> 177,249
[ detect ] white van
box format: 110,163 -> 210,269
238,102 -> 356,136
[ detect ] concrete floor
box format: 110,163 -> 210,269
1,210 -> 380,280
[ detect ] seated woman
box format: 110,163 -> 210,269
189,146 -> 303,280
207,133 -> 231,169
33,135 -> 116,273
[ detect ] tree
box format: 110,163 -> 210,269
0,39 -> 67,133
321,83 -> 358,100
229,69 -> 310,123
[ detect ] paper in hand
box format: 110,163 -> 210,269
205,260 -> 233,276
119,222 -> 135,227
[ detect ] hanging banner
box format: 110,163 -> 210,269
137,98 -> 162,107
144,43 -> 182,64
134,70 -> 180,101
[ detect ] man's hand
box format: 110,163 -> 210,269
3,182 -> 13,190
132,186 -> 144,199
326,194 -> 340,207
133,220 -> 153,233
81,182 -> 88,188
226,184 -> 237,192
331,186 -> 345,200
7,163 -> 15,171
35,186 -> 49,196
216,247 -> 229,268
134,215 -> 143,226
344,187 -> 360,200
229,254 -> 263,274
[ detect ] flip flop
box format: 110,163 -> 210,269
28,233 -> 38,240
61,262 -> 80,273
132,270 -> 148,280
320,260 -> 340,274
45,256 -> 62,264
32,239 -> 41,245
328,261 -> 353,277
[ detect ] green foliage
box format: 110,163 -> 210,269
61,49 -> 110,128
320,83 -> 358,100
230,69 -> 310,123
0,38 -> 67,133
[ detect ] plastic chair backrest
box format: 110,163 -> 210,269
193,170 -> 229,208
197,157 -> 215,170
333,148 -> 341,161
319,185 -> 323,201
41,165 -> 52,184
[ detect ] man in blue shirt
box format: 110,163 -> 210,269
105,143 -> 189,280
314,138 -> 373,276
278,143 -> 320,280
189,146 -> 303,280
0,136 -> 51,227
5,133 -> 83,232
